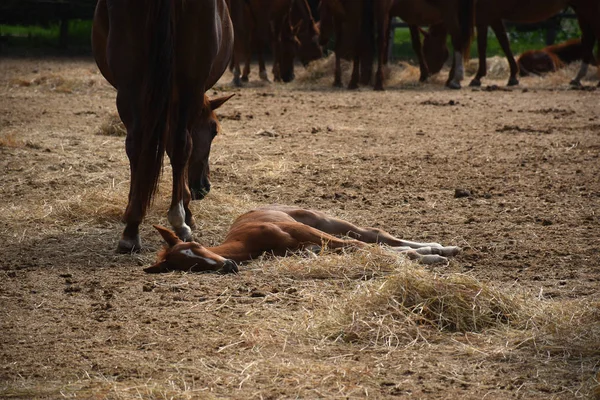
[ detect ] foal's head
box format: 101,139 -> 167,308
144,225 -> 238,274
187,94 -> 234,200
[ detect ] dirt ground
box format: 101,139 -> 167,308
1,56 -> 599,399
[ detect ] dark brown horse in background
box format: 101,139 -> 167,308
229,0 -> 322,85
92,0 -> 234,253
463,0 -> 600,87
319,0 -> 375,89
374,0 -> 475,90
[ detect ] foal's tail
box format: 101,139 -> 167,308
457,0 -> 474,62
135,0 -> 174,216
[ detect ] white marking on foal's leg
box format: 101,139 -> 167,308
393,240 -> 444,249
402,249 -> 449,265
168,200 -> 192,241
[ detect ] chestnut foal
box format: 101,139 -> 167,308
144,205 -> 460,274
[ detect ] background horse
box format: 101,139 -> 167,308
463,0 -> 600,87
144,205 -> 461,273
229,0 -> 322,85
319,0 -> 374,89
92,0 -> 234,253
373,0 -> 475,90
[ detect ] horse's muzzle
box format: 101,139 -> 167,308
190,178 -> 211,200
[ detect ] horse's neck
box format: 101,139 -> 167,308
206,241 -> 253,262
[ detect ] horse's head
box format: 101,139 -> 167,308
187,94 -> 235,200
296,21 -> 323,66
144,225 -> 238,274
422,24 -> 449,75
277,17 -> 301,82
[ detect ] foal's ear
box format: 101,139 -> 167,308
210,94 -> 235,111
153,224 -> 182,247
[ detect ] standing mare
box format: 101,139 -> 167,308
466,0 -> 600,87
373,0 -> 475,90
92,0 -> 234,253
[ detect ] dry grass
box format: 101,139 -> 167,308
97,113 -> 127,137
0,132 -> 23,148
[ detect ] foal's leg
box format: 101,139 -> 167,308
284,208 -> 453,249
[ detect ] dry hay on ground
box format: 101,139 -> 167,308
1,57 -> 599,399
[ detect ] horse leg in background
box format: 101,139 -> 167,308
570,17 -> 595,86
445,23 -> 466,89
373,0 -> 392,90
409,25 -> 430,82
469,24 -> 489,87
242,52 -> 251,82
491,20 -> 520,86
348,53 -> 361,89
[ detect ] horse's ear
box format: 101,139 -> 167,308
144,260 -> 169,274
210,94 -> 235,111
153,224 -> 182,247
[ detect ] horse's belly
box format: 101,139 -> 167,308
391,0 -> 442,25
496,0 -> 567,23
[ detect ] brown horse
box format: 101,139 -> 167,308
229,0 -> 322,85
319,0 -> 374,89
144,205 -> 461,273
92,0 -> 235,253
463,0 -> 600,87
374,0 -> 475,90
517,38 -> 596,76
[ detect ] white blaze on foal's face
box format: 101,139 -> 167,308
165,243 -> 226,272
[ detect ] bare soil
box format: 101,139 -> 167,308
1,57 -> 599,399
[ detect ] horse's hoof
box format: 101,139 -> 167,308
241,76 -> 249,83
507,77 -> 519,86
419,74 -> 428,83
469,79 -> 481,87
259,71 -> 270,81
117,237 -> 142,254
231,77 -> 242,87
374,83 -> 384,91
570,79 -> 582,87
446,81 -> 461,90
347,82 -> 359,90
174,226 -> 193,242
333,80 -> 343,88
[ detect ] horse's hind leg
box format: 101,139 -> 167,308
571,17 -> 595,86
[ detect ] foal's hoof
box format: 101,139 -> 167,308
469,78 -> 481,87
117,236 -> 142,254
507,77 -> 519,86
419,255 -> 449,265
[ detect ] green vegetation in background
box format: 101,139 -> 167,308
0,19 -> 93,48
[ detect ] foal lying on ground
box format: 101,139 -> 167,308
144,205 -> 460,274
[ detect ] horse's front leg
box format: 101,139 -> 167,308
167,104 -> 194,242
373,2 -> 391,91
570,17 -> 595,87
